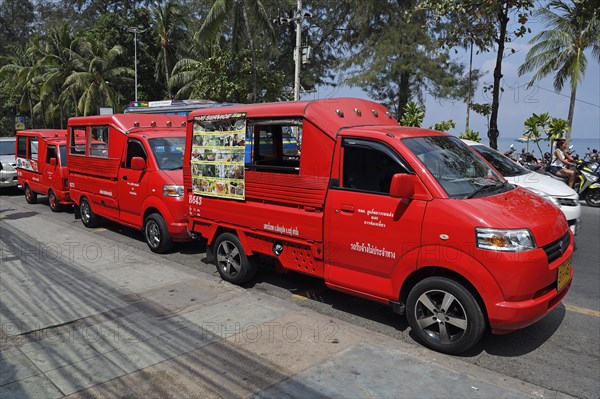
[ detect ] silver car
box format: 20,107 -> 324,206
0,136 -> 17,189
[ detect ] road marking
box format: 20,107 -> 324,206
564,304 -> 600,318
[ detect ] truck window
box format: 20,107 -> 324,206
29,138 -> 38,160
17,136 -> 27,157
125,139 -> 147,168
90,126 -> 109,157
247,119 -> 301,174
46,145 -> 57,163
59,145 -> 67,166
342,139 -> 407,194
70,127 -> 86,155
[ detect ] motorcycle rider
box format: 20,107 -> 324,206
550,139 -> 577,188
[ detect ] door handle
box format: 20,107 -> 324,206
122,176 -> 128,180
340,204 -> 354,213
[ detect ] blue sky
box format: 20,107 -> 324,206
303,10 -> 600,141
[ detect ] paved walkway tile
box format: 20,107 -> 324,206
0,353 -> 40,386
256,342 -> 524,399
0,374 -> 63,399
103,336 -> 179,374
226,310 -> 360,374
44,355 -> 126,396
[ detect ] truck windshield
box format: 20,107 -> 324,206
402,136 -> 509,199
470,144 -> 529,177
148,137 -> 185,170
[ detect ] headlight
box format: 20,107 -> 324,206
525,188 -> 560,207
163,184 -> 184,197
476,228 -> 536,251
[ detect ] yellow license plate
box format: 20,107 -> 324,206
557,258 -> 572,292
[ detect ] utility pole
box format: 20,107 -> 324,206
125,26 -> 148,102
274,1 -> 311,101
293,0 -> 303,101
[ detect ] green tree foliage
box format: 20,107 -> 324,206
0,0 -> 35,53
458,128 -> 482,142
425,0 -> 535,150
63,39 -> 133,115
524,112 -> 551,158
152,0 -> 188,98
199,0 -> 274,102
169,48 -> 285,103
339,0 -> 471,119
430,120 -> 456,132
399,102 -> 425,127
518,0 -> 599,143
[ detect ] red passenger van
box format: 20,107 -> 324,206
183,98 -> 573,354
67,114 -> 189,253
16,129 -> 74,211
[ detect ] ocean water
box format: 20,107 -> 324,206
489,137 -> 600,157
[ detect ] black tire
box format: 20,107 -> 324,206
24,185 -> 37,204
406,277 -> 485,355
584,188 -> 600,208
213,232 -> 257,285
79,197 -> 100,227
144,213 -> 173,253
48,190 -> 62,212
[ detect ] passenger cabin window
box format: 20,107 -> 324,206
17,137 -> 27,158
91,126 -> 109,157
247,118 -> 302,174
29,138 -> 38,160
125,140 -> 147,168
59,146 -> 67,166
46,145 -> 57,163
341,139 -> 408,194
70,127 -> 86,155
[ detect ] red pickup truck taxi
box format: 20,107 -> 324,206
67,114 -> 188,253
183,98 -> 573,354
16,129 -> 75,211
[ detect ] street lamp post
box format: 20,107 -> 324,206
125,26 -> 148,102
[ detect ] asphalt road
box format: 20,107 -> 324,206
1,189 -> 599,398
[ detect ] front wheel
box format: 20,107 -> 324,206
24,185 -> 37,204
584,188 -> 600,207
213,233 -> 257,285
48,190 -> 62,212
144,213 -> 173,253
406,277 -> 486,355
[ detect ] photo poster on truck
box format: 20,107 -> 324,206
191,112 -> 246,200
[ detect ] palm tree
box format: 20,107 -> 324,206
0,46 -> 40,128
151,0 -> 187,98
518,0 -> 600,143
63,38 -> 133,115
198,0 -> 273,102
29,23 -> 86,123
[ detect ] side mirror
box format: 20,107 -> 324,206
131,157 -> 146,171
49,158 -> 57,166
390,173 -> 415,199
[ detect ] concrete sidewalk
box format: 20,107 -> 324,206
0,202 -> 572,399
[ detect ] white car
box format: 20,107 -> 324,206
0,136 -> 17,189
463,139 -> 580,235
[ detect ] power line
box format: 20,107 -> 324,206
534,85 -> 599,108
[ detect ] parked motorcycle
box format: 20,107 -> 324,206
503,144 -> 517,161
518,149 -> 542,171
574,160 -> 600,207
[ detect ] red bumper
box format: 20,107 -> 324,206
169,221 -> 193,242
486,266 -> 572,334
